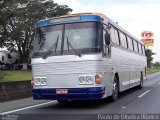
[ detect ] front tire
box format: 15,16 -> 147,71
110,77 -> 119,102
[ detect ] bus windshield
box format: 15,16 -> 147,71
32,22 -> 102,58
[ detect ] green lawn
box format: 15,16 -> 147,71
0,69 -> 159,82
147,69 -> 160,74
0,70 -> 32,82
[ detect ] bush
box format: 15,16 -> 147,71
0,70 -> 7,81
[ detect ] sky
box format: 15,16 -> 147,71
54,0 -> 160,62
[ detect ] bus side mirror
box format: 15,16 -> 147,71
105,33 -> 110,45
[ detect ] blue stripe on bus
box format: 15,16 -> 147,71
80,15 -> 102,22
36,20 -> 49,28
32,87 -> 105,100
35,15 -> 103,28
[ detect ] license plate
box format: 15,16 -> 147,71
56,89 -> 68,94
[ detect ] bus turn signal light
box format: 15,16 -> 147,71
31,77 -> 35,86
95,75 -> 102,84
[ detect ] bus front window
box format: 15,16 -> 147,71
32,24 -> 62,57
63,22 -> 102,55
32,22 -> 102,58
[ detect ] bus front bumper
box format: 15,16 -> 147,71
32,87 -> 105,100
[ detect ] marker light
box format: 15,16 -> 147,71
95,75 -> 102,84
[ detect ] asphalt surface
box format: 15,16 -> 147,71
0,72 -> 160,120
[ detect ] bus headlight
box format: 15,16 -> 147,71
35,78 -> 41,86
78,75 -> 93,85
41,78 -> 47,86
35,77 -> 47,86
86,76 -> 93,85
79,76 -> 86,85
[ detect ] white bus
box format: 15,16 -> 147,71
31,13 -> 147,103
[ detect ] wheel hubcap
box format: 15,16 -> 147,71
113,81 -> 118,96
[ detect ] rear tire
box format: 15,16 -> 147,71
137,73 -> 143,89
110,77 -> 119,102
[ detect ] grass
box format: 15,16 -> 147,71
147,69 -> 160,74
0,69 -> 159,82
0,70 -> 32,82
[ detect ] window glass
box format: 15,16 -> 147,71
132,39 -> 134,51
133,40 -> 138,52
138,43 -> 143,54
137,42 -> 139,53
125,35 -> 128,48
64,22 -> 101,52
110,26 -> 116,44
127,36 -> 134,50
110,26 -> 120,45
114,29 -> 120,45
142,46 -> 146,55
32,22 -> 102,58
103,29 -> 110,55
119,31 -> 127,48
141,44 -> 144,54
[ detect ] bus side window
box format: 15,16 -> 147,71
103,28 -> 111,56
133,40 -> 138,52
119,31 -> 127,48
110,26 -> 119,45
125,35 -> 128,49
137,42 -> 139,53
141,44 -> 144,54
132,39 -> 134,51
114,29 -> 120,45
127,36 -> 134,51
143,46 -> 146,55
138,43 -> 143,54
110,26 -> 116,44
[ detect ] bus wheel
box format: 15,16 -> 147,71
110,77 -> 119,102
57,100 -> 69,104
137,73 -> 143,89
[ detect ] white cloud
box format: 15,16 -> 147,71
54,0 -> 160,62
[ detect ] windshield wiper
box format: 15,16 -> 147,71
66,36 -> 81,57
43,35 -> 59,59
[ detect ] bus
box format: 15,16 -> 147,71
31,13 -> 147,103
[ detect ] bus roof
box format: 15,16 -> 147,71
36,13 -> 105,28
53,12 -> 107,19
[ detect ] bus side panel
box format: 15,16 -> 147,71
111,46 -> 130,92
101,59 -> 114,98
111,46 -> 146,92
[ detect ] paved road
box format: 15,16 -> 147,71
0,72 -> 160,120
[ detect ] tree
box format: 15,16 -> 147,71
153,62 -> 160,69
0,0 -> 72,62
0,0 -> 14,47
145,49 -> 155,68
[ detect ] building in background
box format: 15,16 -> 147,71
0,50 -> 18,70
